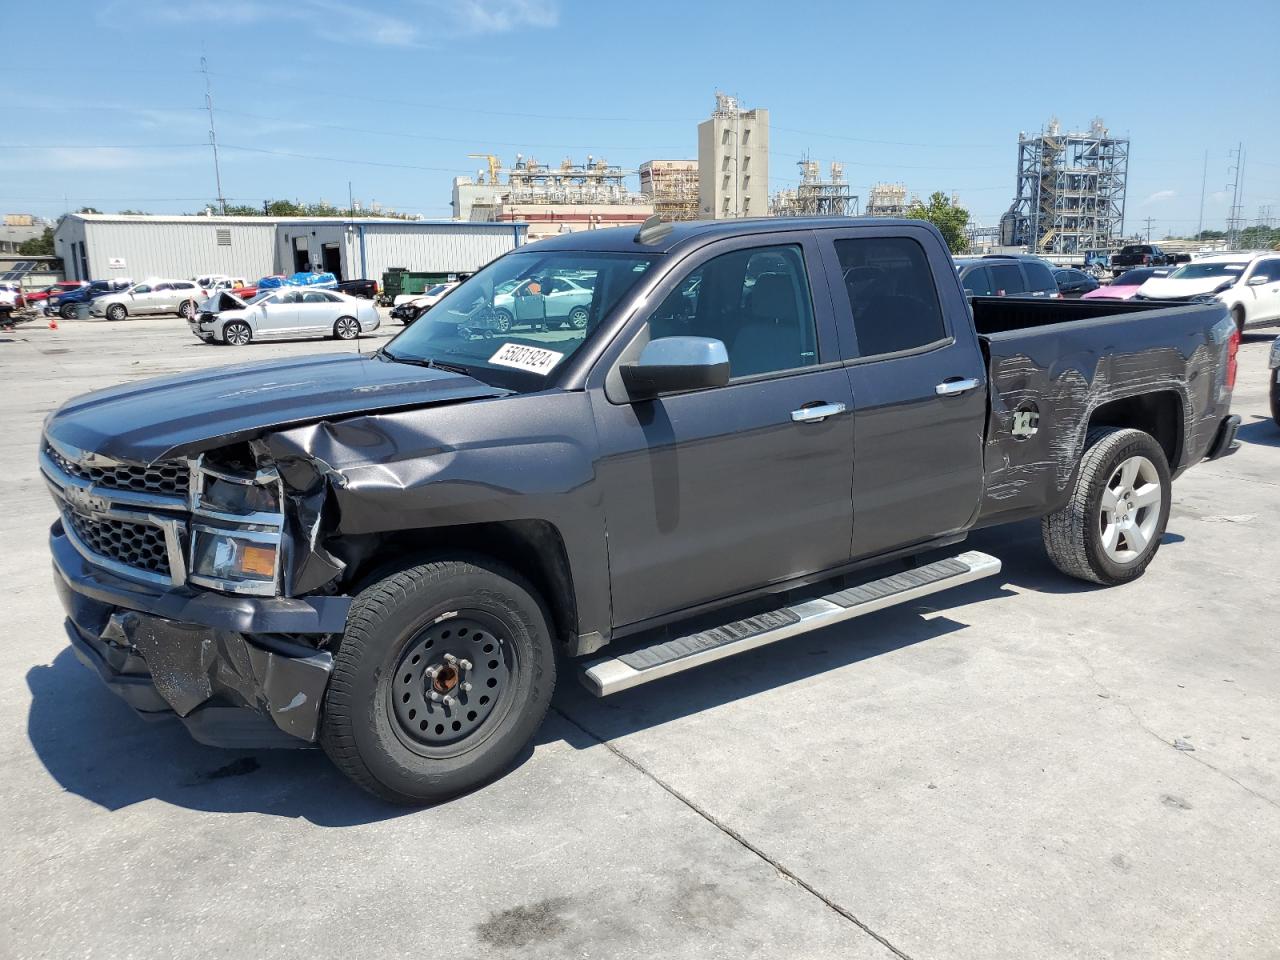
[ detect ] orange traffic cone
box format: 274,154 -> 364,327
49,316 -> 58,330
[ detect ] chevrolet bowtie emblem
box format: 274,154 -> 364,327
64,485 -> 111,515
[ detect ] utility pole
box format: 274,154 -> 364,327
201,56 -> 227,216
1226,142 -> 1245,250
1144,217 -> 1153,243
1196,149 -> 1207,239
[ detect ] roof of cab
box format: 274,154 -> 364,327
520,216 -> 924,256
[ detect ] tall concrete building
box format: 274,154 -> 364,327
698,94 -> 769,219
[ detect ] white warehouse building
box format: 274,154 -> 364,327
53,214 -> 528,284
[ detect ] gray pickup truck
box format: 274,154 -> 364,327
42,217 -> 1241,803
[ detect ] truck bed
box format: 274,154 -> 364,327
969,296 -> 1232,526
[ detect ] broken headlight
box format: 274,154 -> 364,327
187,453 -> 285,596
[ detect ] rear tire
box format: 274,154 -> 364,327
320,559 -> 556,804
178,300 -> 196,319
60,302 -> 77,320
334,316 -> 360,340
1042,427 -> 1171,586
223,320 -> 252,345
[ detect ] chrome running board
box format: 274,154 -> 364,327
580,551 -> 1001,697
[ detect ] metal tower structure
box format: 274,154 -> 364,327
1001,118 -> 1128,256
771,156 -> 856,217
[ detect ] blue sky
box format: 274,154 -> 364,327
3,0 -> 1277,236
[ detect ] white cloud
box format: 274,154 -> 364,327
97,0 -> 558,46
436,0 -> 559,33
0,147 -> 203,173
1140,189 -> 1176,205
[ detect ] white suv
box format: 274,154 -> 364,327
90,279 -> 204,321
1138,253 -> 1280,332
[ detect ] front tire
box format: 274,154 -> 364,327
223,320 -> 252,345
106,303 -> 127,322
320,559 -> 556,804
1042,427 -> 1171,585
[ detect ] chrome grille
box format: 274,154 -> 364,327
63,510 -> 172,577
44,444 -> 190,499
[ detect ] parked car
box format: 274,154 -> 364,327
26,280 -> 88,309
1081,268 -> 1169,301
1270,338 -> 1280,427
1053,268 -> 1100,298
192,275 -> 247,292
1135,253 -> 1280,332
52,279 -> 133,319
491,274 -> 596,330
190,287 -> 379,344
1110,244 -> 1190,276
390,281 -> 460,323
335,278 -> 380,300
90,279 -> 204,320
0,281 -> 26,309
41,217 -> 1241,803
956,255 -> 1060,298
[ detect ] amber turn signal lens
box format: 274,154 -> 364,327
239,544 -> 276,578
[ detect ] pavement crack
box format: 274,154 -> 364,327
1062,639 -> 1280,812
552,706 -> 917,960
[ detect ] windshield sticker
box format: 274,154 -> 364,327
488,343 -> 563,375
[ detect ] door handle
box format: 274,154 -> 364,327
935,377 -> 980,397
791,402 -> 846,423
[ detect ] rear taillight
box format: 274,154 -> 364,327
1226,326 -> 1239,391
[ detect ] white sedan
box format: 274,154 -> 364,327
190,288 -> 380,345
493,276 -> 594,330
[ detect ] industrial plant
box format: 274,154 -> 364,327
999,118 -> 1130,257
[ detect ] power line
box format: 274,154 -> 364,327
201,56 -> 226,215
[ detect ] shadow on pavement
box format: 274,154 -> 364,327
1237,416 -> 1279,448
24,647 -> 530,823
24,520 -> 1201,815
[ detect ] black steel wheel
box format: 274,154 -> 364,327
320,558 -> 556,804
388,614 -> 516,754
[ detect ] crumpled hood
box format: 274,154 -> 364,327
1138,276 -> 1234,300
44,353 -> 509,463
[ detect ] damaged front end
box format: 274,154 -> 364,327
44,436 -> 351,749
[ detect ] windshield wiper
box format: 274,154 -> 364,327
378,349 -> 472,376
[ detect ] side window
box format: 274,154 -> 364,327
988,263 -> 1025,296
646,243 -> 818,379
1022,261 -> 1057,293
154,283 -> 173,292
834,236 -> 947,357
133,284 -> 151,294
1251,259 -> 1280,283
962,266 -> 993,296
303,291 -> 329,303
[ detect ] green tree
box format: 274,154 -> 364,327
76,206 -> 101,214
1196,229 -> 1226,240
17,227 -> 55,256
117,209 -> 149,215
264,199 -> 306,216
906,191 -> 970,253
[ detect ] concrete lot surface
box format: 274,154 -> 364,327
2,313 -> 1278,959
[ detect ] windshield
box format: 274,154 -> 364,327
383,250 -> 656,388
248,290 -> 277,305
1166,262 -> 1247,280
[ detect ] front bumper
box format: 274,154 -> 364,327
52,520 -> 351,748
1206,414 -> 1241,461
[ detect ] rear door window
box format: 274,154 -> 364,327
988,263 -> 1026,296
961,266 -> 993,296
834,236 -> 948,356
1021,261 -> 1057,295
